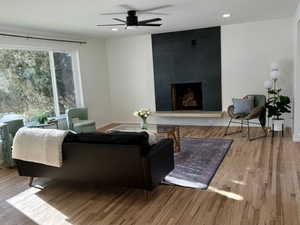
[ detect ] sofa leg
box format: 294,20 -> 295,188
29,177 -> 34,187
144,190 -> 152,201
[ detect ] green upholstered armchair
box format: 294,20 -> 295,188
224,95 -> 267,141
66,108 -> 96,133
0,119 -> 24,167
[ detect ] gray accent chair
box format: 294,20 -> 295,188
66,108 -> 96,133
0,119 -> 24,167
224,95 -> 267,141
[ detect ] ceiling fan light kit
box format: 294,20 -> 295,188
125,25 -> 137,30
97,5 -> 171,30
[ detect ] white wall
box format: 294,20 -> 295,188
105,19 -> 294,126
293,4 -> 300,141
222,18 -> 294,126
77,39 -> 111,127
0,31 -> 111,128
106,35 -> 156,123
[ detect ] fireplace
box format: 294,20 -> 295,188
171,82 -> 203,110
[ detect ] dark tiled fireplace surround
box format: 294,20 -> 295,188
152,27 -> 222,112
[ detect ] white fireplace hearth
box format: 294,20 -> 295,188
152,111 -> 223,118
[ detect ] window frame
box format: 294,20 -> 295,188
0,44 -> 84,117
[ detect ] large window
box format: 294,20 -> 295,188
0,48 -> 81,119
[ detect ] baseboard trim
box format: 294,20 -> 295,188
293,133 -> 300,142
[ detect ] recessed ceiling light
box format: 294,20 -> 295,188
111,28 -> 119,31
222,13 -> 231,18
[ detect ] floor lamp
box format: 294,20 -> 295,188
264,62 -> 280,129
264,80 -> 272,129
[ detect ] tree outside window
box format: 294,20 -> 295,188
0,48 -> 78,121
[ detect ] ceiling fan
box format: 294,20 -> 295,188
97,4 -> 172,29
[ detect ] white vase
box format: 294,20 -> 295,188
272,119 -> 284,131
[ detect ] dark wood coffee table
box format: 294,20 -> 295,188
108,123 -> 181,152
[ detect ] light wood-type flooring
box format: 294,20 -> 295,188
0,125 -> 300,225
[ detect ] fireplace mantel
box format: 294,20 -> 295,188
152,111 -> 223,118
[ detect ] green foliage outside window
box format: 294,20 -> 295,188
0,49 -> 54,120
0,49 -> 77,121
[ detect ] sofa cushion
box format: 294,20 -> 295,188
64,131 -> 150,149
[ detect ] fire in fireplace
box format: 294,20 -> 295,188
171,82 -> 203,110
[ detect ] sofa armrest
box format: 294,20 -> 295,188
144,138 -> 174,190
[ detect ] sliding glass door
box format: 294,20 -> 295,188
0,48 -> 81,120
50,51 -> 78,115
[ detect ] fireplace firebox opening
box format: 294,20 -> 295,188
171,82 -> 203,111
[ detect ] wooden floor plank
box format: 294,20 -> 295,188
0,126 -> 299,225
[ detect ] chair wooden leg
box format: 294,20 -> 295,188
29,177 -> 34,187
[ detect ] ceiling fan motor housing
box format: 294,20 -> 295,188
127,10 -> 138,26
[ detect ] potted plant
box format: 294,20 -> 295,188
133,109 -> 152,130
37,112 -> 48,124
266,88 -> 291,131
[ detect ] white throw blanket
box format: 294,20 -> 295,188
144,130 -> 161,145
12,128 -> 69,167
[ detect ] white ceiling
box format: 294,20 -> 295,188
0,0 -> 298,38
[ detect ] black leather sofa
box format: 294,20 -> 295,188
15,132 -> 175,191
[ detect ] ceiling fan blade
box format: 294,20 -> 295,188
138,12 -> 168,15
138,24 -> 162,27
96,24 -> 125,26
113,18 -> 126,23
138,5 -> 172,12
100,12 -> 127,15
119,4 -> 137,10
138,18 -> 162,24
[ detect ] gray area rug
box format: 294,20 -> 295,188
164,138 -> 233,189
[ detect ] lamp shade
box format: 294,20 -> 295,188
270,70 -> 280,80
271,62 -> 279,71
264,80 -> 273,89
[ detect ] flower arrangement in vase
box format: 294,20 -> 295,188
133,109 -> 152,130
